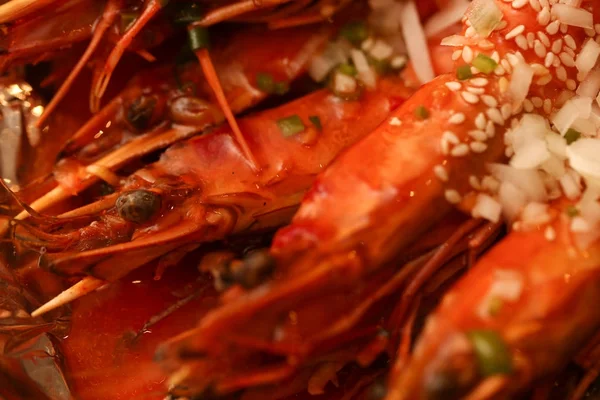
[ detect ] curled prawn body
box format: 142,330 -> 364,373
33,76 -> 415,282
389,203 -> 600,399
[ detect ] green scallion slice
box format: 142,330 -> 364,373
277,115 -> 305,137
564,128 -> 581,145
274,81 -> 289,95
472,54 -> 498,74
309,115 -> 322,131
457,65 -> 473,81
337,63 -> 358,77
566,205 -> 579,217
172,2 -> 203,24
120,12 -> 138,33
415,105 -> 430,119
466,330 -> 513,377
256,73 -> 275,93
188,27 -> 210,51
340,21 -> 368,45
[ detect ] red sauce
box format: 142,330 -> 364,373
62,262 -> 218,400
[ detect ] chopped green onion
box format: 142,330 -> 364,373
256,73 -> 275,93
472,54 -> 498,74
566,205 -> 579,217
466,330 -> 513,377
171,2 -> 203,24
337,63 -> 358,77
309,115 -> 322,131
340,21 -> 368,46
273,81 -> 289,95
564,128 -> 581,145
188,27 -> 210,51
456,65 -> 473,80
277,115 -> 305,137
120,12 -> 138,34
488,297 -> 503,316
415,105 -> 430,119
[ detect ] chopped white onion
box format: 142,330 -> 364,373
488,163 -> 547,202
400,0 -> 435,84
551,4 -> 594,29
576,69 -> 600,98
334,72 -> 357,94
472,194 -> 502,223
509,61 -> 534,108
466,0 -> 504,37
521,202 -> 551,226
510,138 -> 551,169
425,0 -> 470,38
552,96 -> 592,134
576,39 -> 600,76
350,49 -> 377,89
498,180 -> 527,220
560,170 -> 583,200
566,138 -> 600,179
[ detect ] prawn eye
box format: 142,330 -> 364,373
116,190 -> 161,223
126,95 -> 162,131
231,250 -> 275,289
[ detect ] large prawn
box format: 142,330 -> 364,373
156,0 -> 598,398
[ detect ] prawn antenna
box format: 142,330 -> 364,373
0,0 -> 56,23
191,31 -> 259,170
31,276 -> 106,317
35,0 -> 121,129
92,0 -> 163,112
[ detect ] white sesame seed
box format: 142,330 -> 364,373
515,35 -> 529,50
442,131 -> 460,145
544,226 -> 556,241
537,7 -> 551,26
505,25 -> 525,40
543,98 -> 552,114
531,97 -> 543,108
475,113 -> 487,129
452,50 -> 462,61
482,95 -> 498,108
451,143 -> 470,157
445,81 -> 462,91
434,165 -> 449,182
462,91 -> 480,104
501,104 -> 512,120
544,52 -> 555,68
485,120 -> 495,138
389,117 -> 402,126
467,87 -> 486,95
559,52 -> 575,67
445,189 -> 462,204
566,79 -> 577,91
469,129 -> 487,141
524,99 -> 534,112
486,108 -> 505,125
564,34 -> 576,50
448,113 -> 466,124
470,141 -> 488,153
546,20 -> 560,35
470,77 -> 489,87
556,66 -> 567,81
537,74 -> 552,86
469,175 -> 481,190
534,41 -> 547,58
537,31 -> 550,47
530,0 -> 541,12
551,39 -> 562,54
463,46 -> 474,63
512,0 -> 528,8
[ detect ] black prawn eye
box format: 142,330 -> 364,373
126,95 -> 161,132
116,190 -> 161,224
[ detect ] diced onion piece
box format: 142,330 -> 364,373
508,61 -> 533,108
540,156 -> 566,178
521,202 -> 551,226
466,0 -> 504,38
576,39 -> 600,76
488,163 -> 547,202
400,0 -> 435,84
498,180 -> 527,220
510,138 -> 550,169
334,72 -> 357,94
577,69 -> 600,98
566,138 -> 600,179
425,0 -> 470,38
350,49 -> 376,89
552,96 -> 592,134
560,170 -> 582,200
551,4 -> 594,29
472,194 -> 502,223
370,39 -> 394,60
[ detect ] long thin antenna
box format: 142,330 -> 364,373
31,277 -> 105,317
